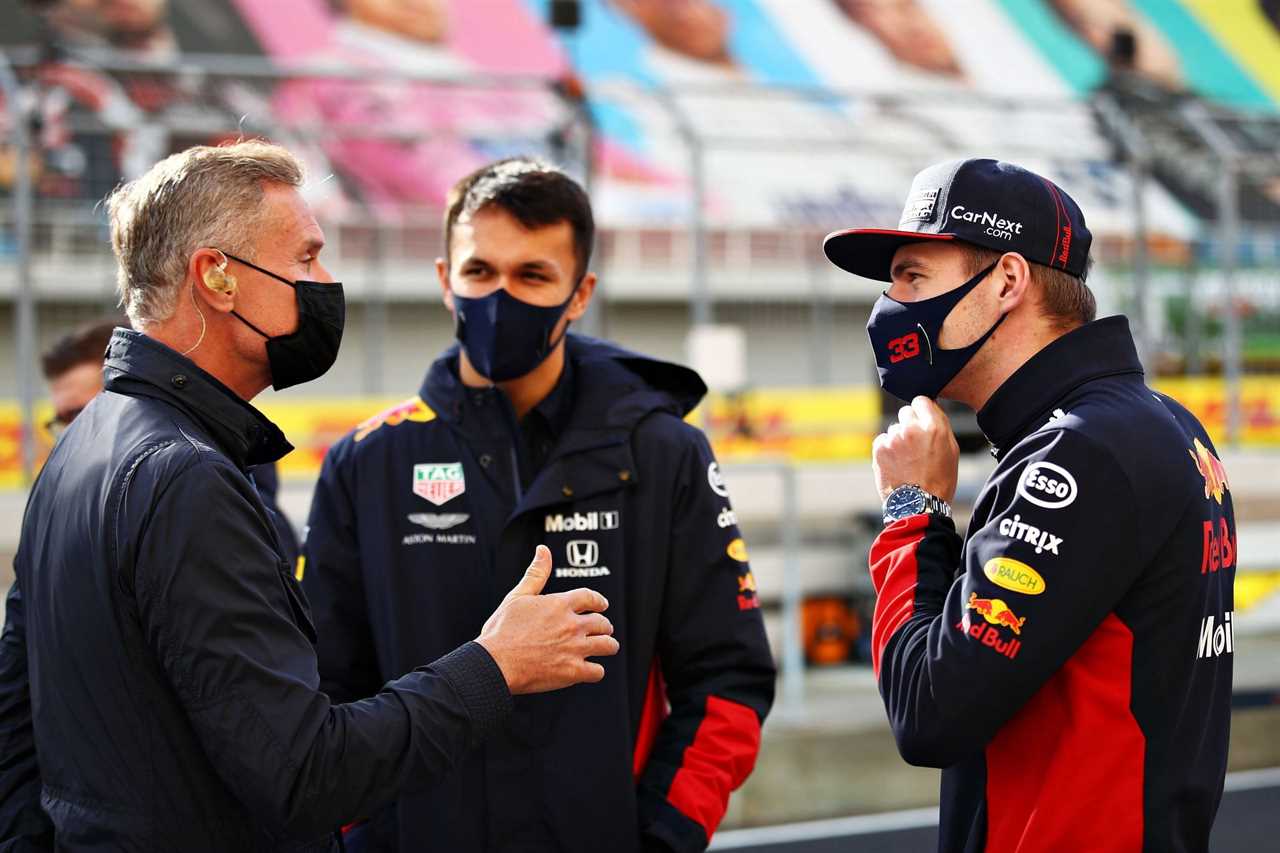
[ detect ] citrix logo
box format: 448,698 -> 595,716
997,515 -> 1062,555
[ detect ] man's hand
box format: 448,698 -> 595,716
476,545 -> 619,695
872,396 -> 960,503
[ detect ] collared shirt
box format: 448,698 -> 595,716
517,356 -> 575,490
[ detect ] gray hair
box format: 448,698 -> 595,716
105,141 -> 304,327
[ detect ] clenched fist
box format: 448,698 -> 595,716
872,396 -> 960,503
476,545 -> 620,695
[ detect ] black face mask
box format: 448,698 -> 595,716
865,262 -> 1003,402
222,252 -> 345,391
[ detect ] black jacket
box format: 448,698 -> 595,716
0,330 -> 512,852
869,317 -> 1234,852
300,335 -> 776,852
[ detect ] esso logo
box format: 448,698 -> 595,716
1016,461 -> 1077,509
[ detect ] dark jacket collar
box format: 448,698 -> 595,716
103,329 -> 293,468
977,316 -> 1143,455
418,334 -> 707,445
525,354 -> 575,441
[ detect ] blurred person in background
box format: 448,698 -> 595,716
300,158 -> 775,853
40,316 -> 122,436
40,314 -> 301,561
824,158 -> 1234,852
832,0 -> 964,79
1048,0 -> 1182,90
0,140 -> 618,851
249,0 -> 558,216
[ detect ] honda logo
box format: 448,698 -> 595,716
566,540 -> 598,568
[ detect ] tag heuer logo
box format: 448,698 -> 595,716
413,462 -> 466,506
901,187 -> 940,224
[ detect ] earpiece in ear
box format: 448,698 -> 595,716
203,256 -> 237,295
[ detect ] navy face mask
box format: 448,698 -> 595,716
865,262 -> 1002,402
453,284 -> 577,382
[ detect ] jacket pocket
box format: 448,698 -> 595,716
276,560 -> 319,646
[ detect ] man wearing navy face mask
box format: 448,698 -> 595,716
0,142 -> 620,851
824,158 -> 1234,852
301,158 -> 775,853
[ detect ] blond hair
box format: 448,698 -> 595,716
105,140 -> 303,327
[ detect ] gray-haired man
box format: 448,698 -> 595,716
0,141 -> 617,851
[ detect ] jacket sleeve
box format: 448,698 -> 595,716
869,428 -> 1141,768
637,429 -> 776,853
0,579 -> 53,851
131,455 -> 511,842
299,441 -> 383,704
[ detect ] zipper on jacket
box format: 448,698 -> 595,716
493,389 -> 526,504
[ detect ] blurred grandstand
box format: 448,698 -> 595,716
2,0 -> 1280,842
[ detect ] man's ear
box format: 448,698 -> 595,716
995,252 -> 1033,315
436,257 -> 454,312
188,249 -> 236,315
565,272 -> 597,322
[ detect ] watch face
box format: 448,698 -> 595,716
886,486 -> 925,519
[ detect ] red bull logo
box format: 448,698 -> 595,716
354,396 -> 436,443
1188,437 -> 1229,505
966,593 -> 1026,635
959,592 -> 1026,659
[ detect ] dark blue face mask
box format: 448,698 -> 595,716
865,262 -> 1002,402
453,284 -> 577,382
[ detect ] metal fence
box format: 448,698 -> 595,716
4,50 -> 1279,481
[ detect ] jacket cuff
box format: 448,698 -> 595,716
433,641 -> 513,741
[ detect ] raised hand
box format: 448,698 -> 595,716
476,545 -> 620,695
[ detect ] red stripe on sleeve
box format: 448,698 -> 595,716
868,515 -> 930,679
667,696 -> 762,839
633,658 -> 669,779
984,614 -> 1145,851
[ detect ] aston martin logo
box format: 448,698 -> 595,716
407,513 -> 470,530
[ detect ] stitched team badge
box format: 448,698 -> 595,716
413,462 -> 466,506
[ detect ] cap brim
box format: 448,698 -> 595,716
822,228 -> 957,282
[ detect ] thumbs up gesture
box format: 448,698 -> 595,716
476,546 -> 619,695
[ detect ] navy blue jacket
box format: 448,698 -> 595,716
253,461 -> 300,563
0,331 -> 512,852
301,335 -> 775,853
869,317 -> 1234,852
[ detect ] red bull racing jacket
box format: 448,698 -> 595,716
299,336 -> 775,853
869,317 -> 1234,852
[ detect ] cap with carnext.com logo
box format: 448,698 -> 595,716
823,158 -> 1092,283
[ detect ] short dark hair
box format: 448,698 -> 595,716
443,158 -> 594,281
957,243 -> 1096,333
41,317 -> 124,380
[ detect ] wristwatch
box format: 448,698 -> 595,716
882,484 -> 952,524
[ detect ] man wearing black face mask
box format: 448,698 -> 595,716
300,158 -> 775,853
0,142 -> 620,851
823,158 -> 1234,852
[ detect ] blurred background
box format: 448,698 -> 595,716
1,0 -> 1278,848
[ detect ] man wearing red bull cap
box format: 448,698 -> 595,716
824,158 -> 1235,852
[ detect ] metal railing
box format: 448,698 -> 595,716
4,49 -> 1277,478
